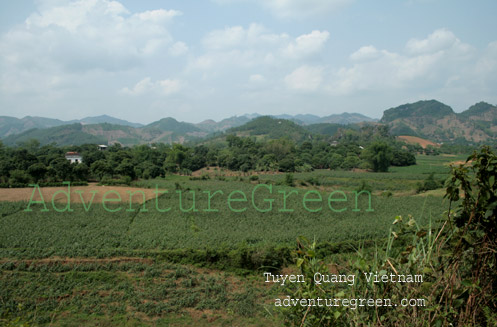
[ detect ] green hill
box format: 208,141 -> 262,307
0,116 -> 67,138
2,124 -> 106,146
2,119 -> 208,147
303,123 -> 346,136
143,117 -> 201,134
458,102 -> 497,120
228,116 -> 312,142
381,100 -> 454,123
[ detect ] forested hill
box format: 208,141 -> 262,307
381,100 -> 497,143
2,119 -> 209,147
227,116 -> 313,142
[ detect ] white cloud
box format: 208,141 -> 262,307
249,74 -> 265,83
169,41 -> 188,56
0,0 -> 180,78
134,9 -> 181,23
158,79 -> 183,95
405,28 -> 472,56
264,0 -> 352,19
190,24 -> 329,73
283,30 -> 330,59
121,77 -> 182,96
350,45 -> 380,61
202,23 -> 288,50
327,29 -> 483,96
214,0 -> 352,19
0,0 -> 183,95
285,65 -> 323,91
121,77 -> 154,96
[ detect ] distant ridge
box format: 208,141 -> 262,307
0,112 -> 377,139
70,115 -> 143,128
2,100 -> 496,145
381,100 -> 497,142
0,115 -> 142,138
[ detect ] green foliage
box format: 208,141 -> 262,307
381,100 -> 454,123
284,173 -> 295,187
356,180 -> 372,193
2,123 -> 106,146
362,141 -> 393,172
228,116 -> 311,142
416,172 -> 443,193
391,148 -> 416,166
280,146 -> 497,326
443,146 -> 497,325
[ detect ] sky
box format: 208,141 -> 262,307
0,0 -> 496,124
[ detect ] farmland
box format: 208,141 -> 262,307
0,155 -> 464,325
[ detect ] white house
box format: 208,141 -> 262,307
65,152 -> 83,164
98,144 -> 108,151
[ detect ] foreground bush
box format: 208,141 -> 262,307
282,146 -> 497,326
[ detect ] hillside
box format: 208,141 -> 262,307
381,100 -> 497,143
3,118 -> 210,146
0,116 -> 67,137
320,112 -> 378,124
228,116 -> 312,142
303,123 -> 349,136
72,115 -> 143,128
397,135 -> 439,149
2,124 -> 106,146
196,116 -> 252,132
0,115 -> 142,138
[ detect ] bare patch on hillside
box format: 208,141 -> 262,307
397,135 -> 439,149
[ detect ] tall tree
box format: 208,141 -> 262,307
362,141 -> 393,172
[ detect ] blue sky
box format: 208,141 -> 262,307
1,0 -> 496,124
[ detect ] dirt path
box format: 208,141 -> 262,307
0,183 -> 163,203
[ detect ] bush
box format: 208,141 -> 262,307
356,180 -> 372,193
249,175 -> 259,181
381,190 -> 393,197
284,173 -> 295,187
305,177 -> 320,186
8,170 -> 31,184
416,173 -> 442,193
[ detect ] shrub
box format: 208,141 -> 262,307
416,173 -> 442,193
284,173 -> 295,187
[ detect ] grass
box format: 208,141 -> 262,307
0,260 -> 281,326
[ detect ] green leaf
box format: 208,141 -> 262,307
422,267 -> 432,274
296,258 -> 304,267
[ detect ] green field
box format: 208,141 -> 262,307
0,155 -> 462,326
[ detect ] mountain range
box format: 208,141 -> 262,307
1,100 -> 496,146
0,112 -> 376,144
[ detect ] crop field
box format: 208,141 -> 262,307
0,155 -> 461,325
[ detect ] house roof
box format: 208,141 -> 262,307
65,151 -> 82,157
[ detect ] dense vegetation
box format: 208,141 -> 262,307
0,122 -> 418,186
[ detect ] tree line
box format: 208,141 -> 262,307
0,132 -> 416,185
